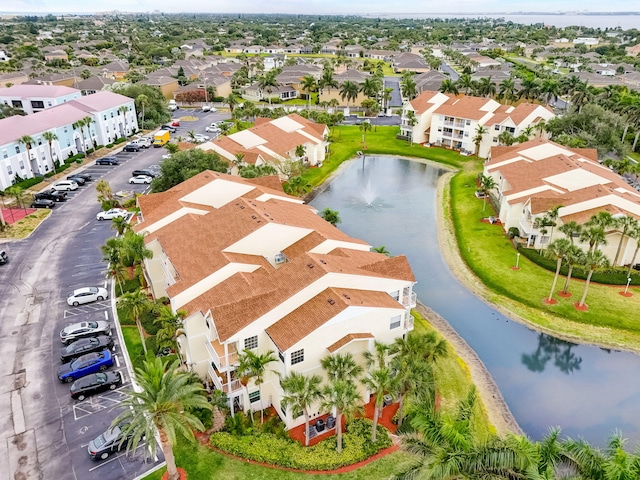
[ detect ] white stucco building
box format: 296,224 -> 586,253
401,91 -> 555,158
134,171 -> 417,429
0,84 -> 82,114
0,90 -> 138,189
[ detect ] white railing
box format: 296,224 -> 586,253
205,339 -> 238,370
208,364 -> 242,394
404,312 -> 415,331
403,291 -> 417,308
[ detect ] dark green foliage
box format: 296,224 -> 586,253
151,149 -> 228,192
112,84 -> 171,128
518,247 -> 640,286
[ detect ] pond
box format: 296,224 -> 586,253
310,156 -> 640,447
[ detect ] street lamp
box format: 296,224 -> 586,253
624,277 -> 632,295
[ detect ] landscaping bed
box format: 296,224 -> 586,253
210,419 -> 391,471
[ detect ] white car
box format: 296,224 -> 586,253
96,208 -> 128,221
66,287 -> 109,307
52,180 -> 79,191
205,124 -> 221,133
162,154 -> 172,160
193,134 -> 210,143
129,175 -> 153,184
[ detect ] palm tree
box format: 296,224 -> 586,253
319,69 -> 338,95
400,76 -> 417,100
541,78 -> 560,105
577,250 -> 610,309
113,357 -> 212,480
224,93 -> 239,114
563,431 -> 640,479
118,290 -> 153,354
339,80 -> 359,107
136,94 -> 148,130
405,110 -> 417,146
472,125 -> 487,156
120,231 -> 153,269
613,216 -> 639,266
498,130 -> 516,146
320,207 -> 341,226
42,131 -> 59,167
18,135 -> 35,174
561,245 -> 585,296
280,372 -> 323,446
301,75 -> 316,109
479,174 -> 497,213
477,77 -> 496,98
626,224 -> 640,277
363,366 -> 394,442
499,78 -> 516,104
359,120 -> 371,148
236,349 -> 278,423
118,106 -> 130,135
559,220 -> 582,245
154,307 -> 186,353
457,73 -> 473,94
111,216 -> 132,236
544,239 -> 572,303
371,245 -> 390,256
583,212 -> 615,252
534,119 -> 547,138
321,379 -> 362,453
439,78 -> 459,95
360,78 -> 379,99
82,116 -> 95,150
389,332 -> 446,428
321,352 -> 363,382
258,71 -> 278,105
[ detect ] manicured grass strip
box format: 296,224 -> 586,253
143,439 -> 413,480
449,165 -> 640,349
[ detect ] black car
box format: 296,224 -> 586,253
88,422 -> 136,460
71,172 -> 93,181
161,125 -> 177,133
30,198 -> 55,209
66,175 -> 86,185
60,335 -> 114,362
70,371 -> 122,401
96,156 -> 119,165
131,169 -> 157,178
0,250 -> 7,265
123,144 -> 140,152
34,189 -> 67,202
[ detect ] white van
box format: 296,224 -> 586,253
168,100 -> 178,111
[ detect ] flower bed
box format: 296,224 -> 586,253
210,418 -> 391,470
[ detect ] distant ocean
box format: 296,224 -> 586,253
374,13 -> 640,29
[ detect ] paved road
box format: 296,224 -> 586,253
440,62 -> 459,81
0,109 -> 228,480
384,76 -> 403,107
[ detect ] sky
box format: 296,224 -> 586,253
1,0 -> 637,15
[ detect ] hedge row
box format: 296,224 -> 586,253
210,418 -> 391,470
518,247 -> 640,286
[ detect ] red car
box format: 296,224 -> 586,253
171,119 -> 180,126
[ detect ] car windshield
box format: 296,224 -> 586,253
93,433 -> 107,448
95,373 -> 107,383
87,322 -> 98,329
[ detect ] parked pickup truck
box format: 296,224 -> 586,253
129,137 -> 152,149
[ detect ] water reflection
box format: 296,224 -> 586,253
522,334 -> 583,374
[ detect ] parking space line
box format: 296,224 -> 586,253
87,442 -> 148,472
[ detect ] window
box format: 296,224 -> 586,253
390,290 -> 400,301
248,391 -> 260,403
465,119 -> 471,125
244,335 -> 258,350
47,101 -> 52,107
492,137 -> 498,142
64,126 -> 68,133
19,161 -> 25,170
31,100 -> 45,109
11,100 -> 22,108
494,124 -> 500,131
278,350 -> 284,362
103,115 -> 107,120
6,166 -> 12,175
390,315 -> 402,330
291,349 -> 304,365
464,132 -> 469,137
15,146 -> 20,154
2,150 -> 7,159
110,112 -> 114,118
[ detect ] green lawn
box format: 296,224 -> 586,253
449,165 -> 640,350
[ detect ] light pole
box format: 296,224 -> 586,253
512,252 -> 520,270
621,276 -> 632,297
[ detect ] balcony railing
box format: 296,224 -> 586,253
519,219 -> 533,236
205,339 -> 238,371
208,364 -> 242,394
402,291 -> 417,308
404,312 -> 415,331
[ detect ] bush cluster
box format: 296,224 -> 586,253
518,247 -> 640,286
210,418 -> 391,470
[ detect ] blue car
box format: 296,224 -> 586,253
57,350 -> 114,383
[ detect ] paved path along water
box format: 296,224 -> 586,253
310,156 -> 640,447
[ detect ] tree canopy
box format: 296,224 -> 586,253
151,149 -> 229,192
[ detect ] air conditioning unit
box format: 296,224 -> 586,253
274,253 -> 286,264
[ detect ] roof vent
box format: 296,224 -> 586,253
343,294 -> 350,299
274,253 -> 286,264
240,206 -> 245,209
328,299 -> 335,305
320,259 -> 327,264
251,215 -> 257,219
307,263 -> 314,268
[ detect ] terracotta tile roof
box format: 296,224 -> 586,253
409,90 -> 442,114
434,95 -> 496,121
265,288 -> 399,351
327,333 -> 375,353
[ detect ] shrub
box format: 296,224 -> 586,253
106,143 -> 114,148
192,405 -> 214,430
13,177 -> 43,189
508,227 -> 520,239
211,418 -> 390,470
122,197 -> 137,208
518,247 -> 640,286
114,137 -> 127,144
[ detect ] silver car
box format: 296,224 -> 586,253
67,286 -> 109,306
60,321 -> 111,344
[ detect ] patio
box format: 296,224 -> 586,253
286,396 -> 399,446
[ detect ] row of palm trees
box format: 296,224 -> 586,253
236,331 -> 447,452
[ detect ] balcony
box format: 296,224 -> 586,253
208,364 -> 242,394
205,338 -> 238,371
402,291 -> 417,308
519,219 -> 534,236
404,312 -> 415,331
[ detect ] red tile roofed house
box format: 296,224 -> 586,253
200,113 -> 328,175
483,138 -> 640,264
402,91 -> 554,157
134,171 -> 417,428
